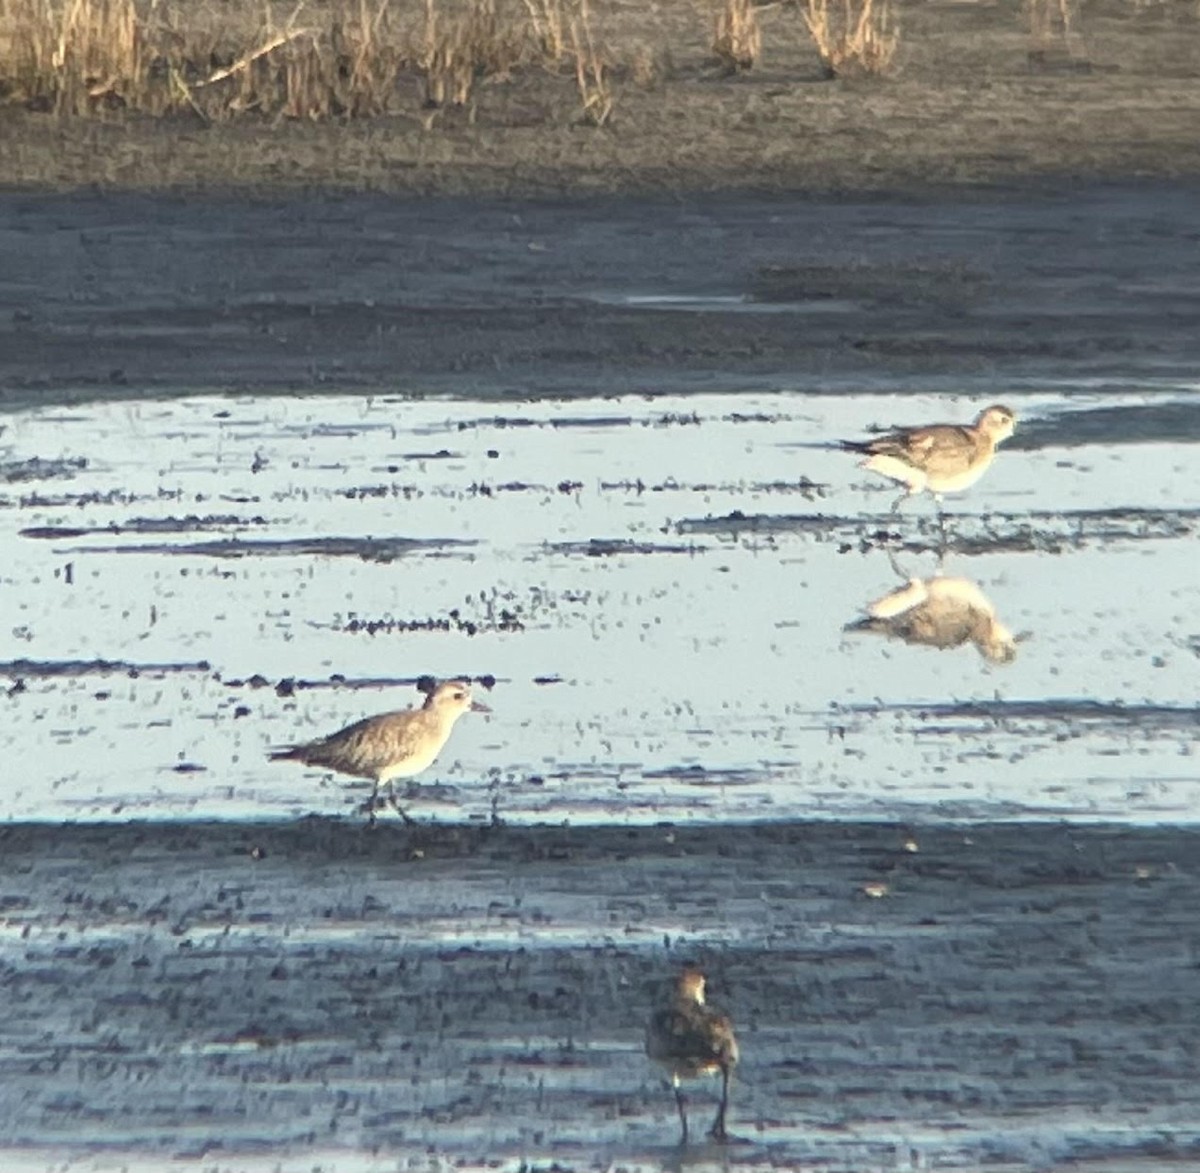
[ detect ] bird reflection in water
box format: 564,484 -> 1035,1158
846,557 -> 1021,664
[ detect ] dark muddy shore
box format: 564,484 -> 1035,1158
3,818 -> 1200,1170
2,182 -> 1200,404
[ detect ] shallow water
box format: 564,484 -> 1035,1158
3,385 -> 1200,1173
1,387 -> 1198,826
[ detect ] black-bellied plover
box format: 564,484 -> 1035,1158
269,679 -> 489,823
843,403 -> 1016,514
645,967 -> 739,1144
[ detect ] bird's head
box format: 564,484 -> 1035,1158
677,968 -> 707,1004
427,679 -> 491,717
977,404 -> 1017,444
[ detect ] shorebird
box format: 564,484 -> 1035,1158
846,573 -> 1018,663
268,679 -> 489,823
842,404 -> 1016,515
645,968 -> 739,1145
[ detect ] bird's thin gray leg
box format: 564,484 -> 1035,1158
359,781 -> 382,826
889,489 -> 907,516
887,547 -> 912,581
384,781 -> 417,826
673,1077 -> 689,1145
708,1065 -> 731,1142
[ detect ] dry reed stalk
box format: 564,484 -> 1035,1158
567,0 -> 611,125
1024,0 -> 1078,56
416,0 -> 519,108
712,0 -> 761,73
803,0 -> 897,77
521,0 -> 566,66
3,0 -> 150,112
418,0 -> 473,106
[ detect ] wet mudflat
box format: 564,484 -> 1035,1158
1,185 -> 1200,1170
4,818 -> 1200,1173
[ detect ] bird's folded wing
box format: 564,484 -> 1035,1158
891,425 -> 978,472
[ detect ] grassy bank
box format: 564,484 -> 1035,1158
1,0 -> 1198,194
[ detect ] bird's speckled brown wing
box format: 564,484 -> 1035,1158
646,1003 -> 739,1075
864,424 -> 981,474
286,709 -> 429,779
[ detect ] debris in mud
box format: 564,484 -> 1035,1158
602,477 -> 825,498
458,414 -> 635,432
546,537 -> 701,557
338,483 -> 424,501
342,606 -> 524,636
222,672 -> 500,694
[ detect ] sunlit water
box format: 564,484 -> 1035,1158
2,387 -> 1197,825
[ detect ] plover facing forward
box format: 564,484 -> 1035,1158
843,403 -> 1016,513
645,968 -> 739,1144
269,679 -> 489,823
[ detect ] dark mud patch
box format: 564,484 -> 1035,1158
221,672 -> 498,697
676,506 -> 1200,553
19,513 -> 269,539
544,538 -> 703,557
642,764 -> 766,788
0,455 -> 87,482
53,534 -> 477,561
750,259 -> 990,310
0,657 -> 211,679
0,487 -> 186,510
1009,400 -> 1200,451
854,698 -> 1200,732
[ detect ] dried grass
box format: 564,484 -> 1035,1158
521,0 -> 567,66
802,0 -> 897,78
0,0 -> 149,113
418,0 -> 522,108
567,0 -> 611,126
0,0 -> 535,118
1024,0 -> 1079,57
712,0 -> 761,73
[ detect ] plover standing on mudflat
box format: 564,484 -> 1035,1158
645,968 -> 739,1144
842,404 -> 1017,515
269,679 -> 489,823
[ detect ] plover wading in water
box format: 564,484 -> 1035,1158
645,967 -> 739,1144
842,404 -> 1016,515
269,679 -> 489,823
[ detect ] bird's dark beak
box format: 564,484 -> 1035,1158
470,700 -> 491,713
